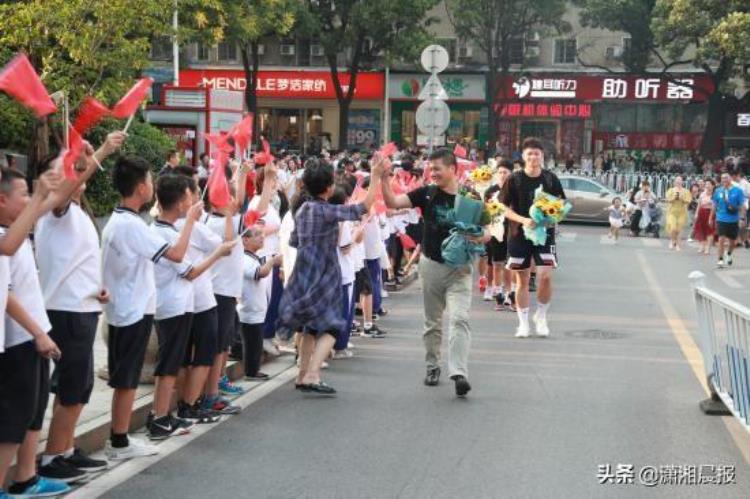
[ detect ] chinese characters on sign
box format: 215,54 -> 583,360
495,102 -> 591,118
601,78 -> 694,100
593,132 -> 703,150
597,464 -> 735,487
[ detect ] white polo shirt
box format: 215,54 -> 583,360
237,251 -> 269,324
0,256 -> 9,352
175,219 -> 220,313
338,221 -> 355,286
0,228 -> 51,349
151,221 -> 194,320
205,213 -> 243,298
35,203 -> 102,313
248,195 -> 281,257
363,216 -> 382,260
101,207 -> 169,327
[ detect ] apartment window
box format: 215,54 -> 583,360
150,36 -> 172,61
553,38 -> 577,64
436,38 -> 458,62
509,37 -> 524,65
196,42 -> 210,62
218,42 -> 238,61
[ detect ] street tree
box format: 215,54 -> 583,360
446,0 -> 569,149
298,0 -> 439,150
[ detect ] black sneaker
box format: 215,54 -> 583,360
38,456 -> 88,483
451,375 -> 472,398
177,401 -> 221,424
363,324 -> 386,338
147,415 -> 177,441
377,308 -> 389,317
245,371 -> 270,381
424,367 -> 440,386
170,413 -> 196,434
62,449 -> 108,473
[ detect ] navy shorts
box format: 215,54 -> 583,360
108,316 -> 154,389
184,307 -> 218,367
48,310 -> 99,405
155,313 -> 193,377
215,295 -> 238,353
0,341 -> 49,443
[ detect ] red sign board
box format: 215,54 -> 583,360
495,102 -> 591,118
497,74 -> 713,103
180,69 -> 384,100
594,131 -> 703,150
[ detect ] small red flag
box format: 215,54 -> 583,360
207,163 -> 231,209
243,209 -> 262,228
111,78 -> 153,119
379,142 -> 397,157
453,144 -> 467,159
204,132 -> 233,162
255,137 -> 275,165
0,54 -> 57,117
61,126 -> 84,180
231,114 -> 254,158
398,232 -> 417,250
73,96 -> 110,134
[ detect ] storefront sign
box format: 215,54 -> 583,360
494,102 -> 591,118
738,113 -> 750,127
180,69 -> 384,100
390,74 -> 485,101
498,75 -> 713,102
593,131 -> 703,150
347,109 -> 380,148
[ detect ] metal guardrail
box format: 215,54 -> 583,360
556,169 -> 705,200
689,271 -> 750,422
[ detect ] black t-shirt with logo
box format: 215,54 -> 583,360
499,169 -> 566,241
407,186 -> 455,263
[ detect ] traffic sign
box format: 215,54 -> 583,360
420,45 -> 449,74
417,73 -> 448,101
416,98 -> 450,136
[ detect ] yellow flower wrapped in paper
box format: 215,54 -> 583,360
524,187 -> 571,246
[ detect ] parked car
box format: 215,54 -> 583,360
557,175 -> 619,224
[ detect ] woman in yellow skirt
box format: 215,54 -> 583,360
665,176 -> 692,251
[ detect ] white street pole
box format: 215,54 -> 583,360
172,1 -> 179,86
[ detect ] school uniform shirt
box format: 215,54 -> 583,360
338,221 -> 355,286
237,251 -> 269,324
279,211 -> 297,285
351,229 -> 366,273
205,213 -> 243,298
0,256 -> 9,353
151,221 -> 195,320
101,207 -> 169,327
35,203 -> 102,313
0,228 -> 51,349
248,195 -> 281,257
175,219 -> 220,313
363,216 -> 382,261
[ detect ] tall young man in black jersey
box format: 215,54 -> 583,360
499,138 -> 566,338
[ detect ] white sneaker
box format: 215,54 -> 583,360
381,289 -> 389,298
515,324 -> 530,338
717,259 -> 725,268
105,437 -> 159,461
322,361 -> 330,369
276,341 -> 296,355
263,339 -> 280,356
533,313 -> 550,337
483,288 -> 495,301
332,349 -> 354,359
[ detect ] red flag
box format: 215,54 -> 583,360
231,114 -> 254,158
262,137 -> 271,155
204,132 -> 233,163
207,163 -> 231,209
73,97 -> 110,134
255,137 -> 275,165
0,54 -> 57,117
453,144 -> 467,159
111,78 -> 152,119
379,142 -> 397,157
398,232 -> 417,250
61,126 -> 84,180
243,209 -> 262,228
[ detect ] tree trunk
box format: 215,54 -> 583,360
241,44 -> 259,149
700,89 -> 725,160
486,67 -> 497,154
338,97 -> 351,151
26,117 -> 50,184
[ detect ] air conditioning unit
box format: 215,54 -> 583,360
525,46 -> 541,58
606,46 -> 623,59
310,44 -> 325,57
459,46 -> 473,58
280,44 -> 295,56
256,44 -> 265,56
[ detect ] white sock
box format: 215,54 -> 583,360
364,321 -> 373,329
537,302 -> 550,320
517,308 -> 530,329
63,448 -> 74,458
511,283 -> 517,292
41,453 -> 63,466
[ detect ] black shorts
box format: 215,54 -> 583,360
303,327 -> 338,340
354,268 -> 373,296
184,307 -> 218,367
0,341 -> 50,443
405,222 -> 423,246
48,310 -> 99,406
485,237 -> 508,264
506,234 -> 557,271
108,316 -> 154,389
154,313 -> 193,377
215,295 -> 238,353
716,221 -> 739,240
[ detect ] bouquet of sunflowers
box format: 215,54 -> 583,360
524,186 -> 571,246
469,165 -> 494,197
485,196 -> 507,241
436,187 -> 487,267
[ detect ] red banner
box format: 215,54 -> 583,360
593,132 -> 703,150
180,69 -> 384,100
495,102 -> 591,118
497,74 -> 713,103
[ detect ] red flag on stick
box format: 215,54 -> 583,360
111,78 -> 153,119
207,163 -> 231,209
379,142 -> 397,157
73,97 -> 110,134
453,143 -> 467,159
230,114 -> 254,158
243,209 -> 262,229
255,137 -> 275,165
61,126 -> 84,180
0,54 -> 57,117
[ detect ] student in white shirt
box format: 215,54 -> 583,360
330,187 -> 358,358
238,225 -> 281,380
148,175 -> 234,440
101,156 -> 201,461
34,133 -> 126,481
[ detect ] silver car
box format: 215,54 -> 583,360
558,175 -> 620,223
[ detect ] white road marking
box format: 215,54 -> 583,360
557,232 -> 577,243
714,269 -> 750,289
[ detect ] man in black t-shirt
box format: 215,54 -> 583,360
499,137 -> 566,339
382,149 -> 489,398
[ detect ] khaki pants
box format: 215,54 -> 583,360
419,256 -> 473,378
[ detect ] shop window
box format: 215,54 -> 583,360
675,104 -> 708,133
595,103 -> 636,132
401,110 -> 416,147
636,104 -> 674,132
553,38 -> 577,64
218,42 -> 238,62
